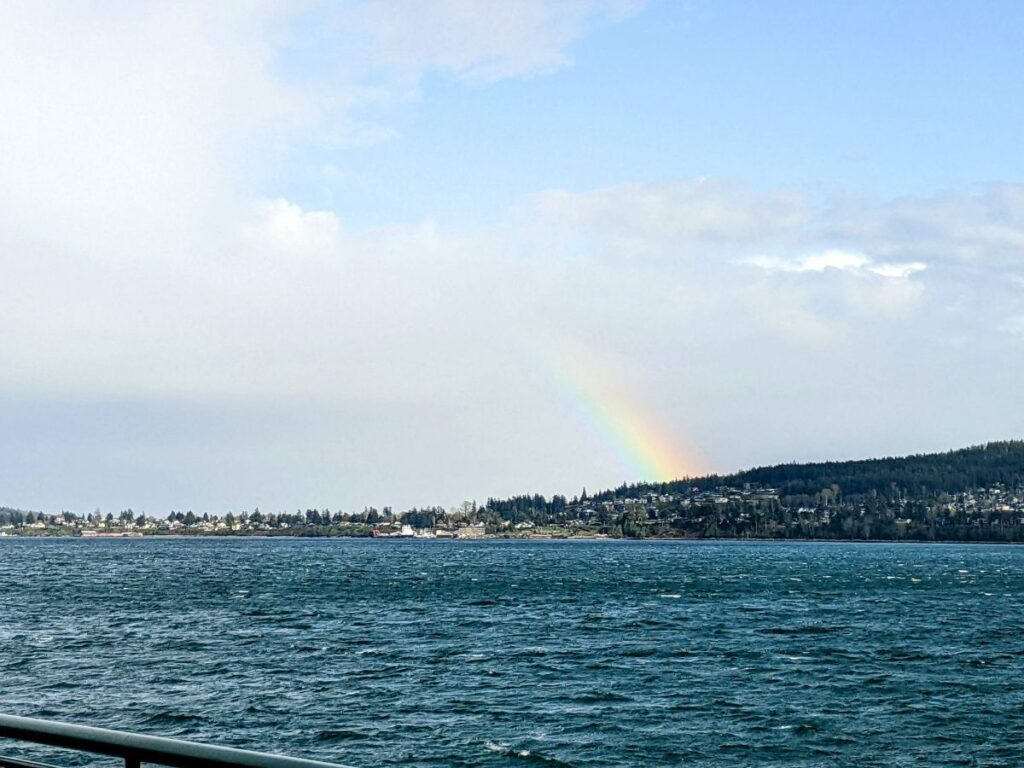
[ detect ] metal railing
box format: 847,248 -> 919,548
0,715 -> 348,768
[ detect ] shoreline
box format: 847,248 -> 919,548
1,533 -> 1020,545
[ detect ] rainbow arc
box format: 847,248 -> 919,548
543,344 -> 703,483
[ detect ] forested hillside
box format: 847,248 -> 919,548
595,441 -> 1024,503
483,441 -> 1024,541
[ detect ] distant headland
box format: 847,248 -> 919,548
3,441 -> 1024,542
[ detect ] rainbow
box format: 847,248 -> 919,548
543,344 -> 704,483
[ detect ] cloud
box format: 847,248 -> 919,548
0,0 -> 640,399
334,0 -> 645,83
528,179 -> 808,260
1,3 -> 1023,512
0,1 -> 633,261
0,3 -> 303,269
823,184 -> 1024,268
745,248 -> 926,279
868,261 -> 928,279
4,178 -> 1024,511
247,198 -> 342,259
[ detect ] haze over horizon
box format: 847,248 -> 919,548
2,1 -> 1023,515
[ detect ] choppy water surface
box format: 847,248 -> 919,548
1,539 -> 1023,767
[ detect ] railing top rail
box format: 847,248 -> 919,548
0,715 -> 348,768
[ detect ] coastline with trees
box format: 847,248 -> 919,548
4,441 -> 1024,543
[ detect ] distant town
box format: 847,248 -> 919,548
4,441 -> 1024,542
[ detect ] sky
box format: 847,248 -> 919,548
2,0 -> 1024,515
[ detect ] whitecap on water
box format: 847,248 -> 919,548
485,742 -> 531,758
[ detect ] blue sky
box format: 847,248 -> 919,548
284,0 -> 1024,224
1,1 -> 1022,514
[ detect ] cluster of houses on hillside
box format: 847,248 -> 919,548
943,487 -> 1024,525
524,482 -> 1024,540
562,483 -> 1024,525
570,486 -> 781,517
0,509 -> 492,538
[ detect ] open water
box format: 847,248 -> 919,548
0,539 -> 1022,767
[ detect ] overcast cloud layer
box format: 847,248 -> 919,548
2,2 -> 1022,514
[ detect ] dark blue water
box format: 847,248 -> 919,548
1,539 -> 1022,767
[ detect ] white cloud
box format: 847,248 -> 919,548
248,198 -> 341,259
0,1 -> 631,265
745,249 -> 927,279
339,0 -> 645,82
4,176 -> 1024,511
822,184 -> 1024,267
0,0 -> 641,401
1,3 -> 1023,512
528,179 -> 808,260
746,249 -> 871,273
868,261 -> 928,279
